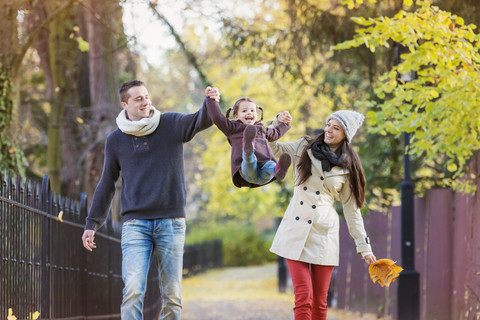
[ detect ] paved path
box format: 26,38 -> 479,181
181,264 -> 386,320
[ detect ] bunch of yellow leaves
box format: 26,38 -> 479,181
369,259 -> 403,287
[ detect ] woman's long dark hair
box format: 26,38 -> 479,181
296,132 -> 366,208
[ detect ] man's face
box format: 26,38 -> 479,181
121,85 -> 152,121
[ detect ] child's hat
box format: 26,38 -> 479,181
326,110 -> 365,143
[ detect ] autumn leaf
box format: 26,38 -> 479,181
369,259 -> 403,287
7,308 -> 17,320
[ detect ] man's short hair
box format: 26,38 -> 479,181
119,80 -> 145,103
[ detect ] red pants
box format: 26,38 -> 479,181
287,259 -> 335,320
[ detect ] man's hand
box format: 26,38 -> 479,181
278,111 -> 293,124
82,229 -> 97,252
205,86 -> 220,102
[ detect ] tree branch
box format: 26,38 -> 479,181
76,0 -> 124,37
149,3 -> 230,108
149,4 -> 210,87
12,0 -> 79,78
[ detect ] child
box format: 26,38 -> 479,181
205,87 -> 292,188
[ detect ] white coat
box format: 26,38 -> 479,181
270,137 -> 372,266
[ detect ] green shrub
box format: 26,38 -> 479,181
186,220 -> 277,267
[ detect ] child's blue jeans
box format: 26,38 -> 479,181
240,151 -> 276,185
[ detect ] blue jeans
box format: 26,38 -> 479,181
240,151 -> 276,185
121,218 -> 186,320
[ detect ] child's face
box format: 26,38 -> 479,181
234,101 -> 258,124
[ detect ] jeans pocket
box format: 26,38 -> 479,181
172,218 -> 186,228
121,219 -> 139,240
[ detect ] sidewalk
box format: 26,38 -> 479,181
181,264 -> 386,320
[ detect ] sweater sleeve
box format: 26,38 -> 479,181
262,122 -> 290,142
177,98 -> 214,143
270,138 -> 306,159
85,137 -> 120,231
205,97 -> 235,137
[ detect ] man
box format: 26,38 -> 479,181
81,80 -> 219,319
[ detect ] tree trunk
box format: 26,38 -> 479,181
46,0 -> 74,192
83,0 -> 123,200
0,0 -> 77,176
0,1 -> 26,173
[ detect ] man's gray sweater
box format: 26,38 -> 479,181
85,99 -> 212,231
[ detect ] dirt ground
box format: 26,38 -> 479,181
181,264 -> 391,320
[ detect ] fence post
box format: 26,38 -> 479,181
278,256 -> 287,293
79,192 -> 88,317
275,217 -> 287,293
40,175 -> 51,319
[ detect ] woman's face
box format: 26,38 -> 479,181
324,118 -> 346,147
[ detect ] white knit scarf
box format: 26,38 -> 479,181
116,107 -> 161,136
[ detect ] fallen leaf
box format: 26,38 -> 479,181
8,308 -> 17,320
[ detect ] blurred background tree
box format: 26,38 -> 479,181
3,0 -> 479,264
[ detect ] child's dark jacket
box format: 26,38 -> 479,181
206,98 -> 290,188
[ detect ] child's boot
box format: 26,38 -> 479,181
275,153 -> 292,180
243,125 -> 256,155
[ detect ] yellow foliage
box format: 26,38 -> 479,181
369,259 -> 403,287
335,0 -> 480,194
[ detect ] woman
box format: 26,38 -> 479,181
269,110 -> 376,320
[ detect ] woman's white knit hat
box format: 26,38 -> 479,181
326,110 -> 365,143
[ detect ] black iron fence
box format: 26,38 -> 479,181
1,171 -> 222,319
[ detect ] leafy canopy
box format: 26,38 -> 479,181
334,0 -> 480,193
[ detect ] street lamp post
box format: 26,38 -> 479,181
394,42 -> 420,320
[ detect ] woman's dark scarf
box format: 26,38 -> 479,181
310,139 -> 344,172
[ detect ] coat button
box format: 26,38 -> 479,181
300,201 -> 303,205
295,216 -> 300,221
312,205 -> 316,209
308,220 -> 312,224
320,176 -> 324,180
303,186 -> 307,190
316,191 -> 320,195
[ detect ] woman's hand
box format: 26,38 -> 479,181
364,254 -> 377,265
278,111 -> 292,124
